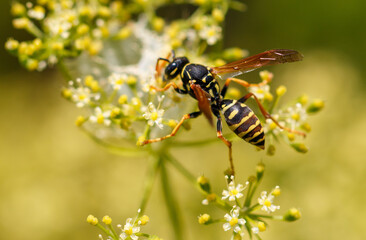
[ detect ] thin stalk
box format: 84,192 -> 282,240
138,155 -> 162,216
160,159 -> 184,240
80,127 -> 148,157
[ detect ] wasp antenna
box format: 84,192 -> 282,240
171,50 -> 176,59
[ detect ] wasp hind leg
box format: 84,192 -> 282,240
221,77 -> 271,98
238,93 -> 306,137
141,111 -> 202,145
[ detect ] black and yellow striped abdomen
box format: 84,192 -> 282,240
221,99 -> 265,149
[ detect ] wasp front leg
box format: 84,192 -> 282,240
221,77 -> 271,98
141,111 -> 202,145
150,82 -> 188,94
238,93 -> 306,137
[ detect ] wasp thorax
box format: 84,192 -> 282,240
164,57 -> 189,80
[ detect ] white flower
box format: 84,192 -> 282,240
89,107 -> 111,126
284,103 -> 307,129
222,177 -> 248,202
142,97 -> 165,129
258,191 -> 280,213
252,227 -> 259,234
28,7 -> 45,20
223,206 -> 246,234
108,73 -> 127,90
249,85 -> 271,100
199,25 -> 222,45
120,218 -> 140,240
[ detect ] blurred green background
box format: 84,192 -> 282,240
1,1 -> 366,240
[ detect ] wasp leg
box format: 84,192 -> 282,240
141,111 -> 202,145
238,93 -> 306,137
212,106 -> 234,175
150,82 -> 188,94
221,77 -> 271,98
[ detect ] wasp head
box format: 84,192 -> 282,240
164,57 -> 189,81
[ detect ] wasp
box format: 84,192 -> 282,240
142,49 -> 305,173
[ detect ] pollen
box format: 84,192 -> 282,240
291,113 -> 300,121
125,227 -> 133,235
229,217 -> 238,226
150,112 -> 158,121
264,199 -> 272,207
97,114 -> 104,124
230,189 -> 239,196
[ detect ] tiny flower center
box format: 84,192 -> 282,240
291,113 -> 300,121
125,227 -> 133,235
207,29 -> 215,37
115,78 -> 123,85
257,89 -> 264,94
78,94 -> 86,100
264,199 -> 272,207
150,112 -> 158,121
229,217 -> 238,226
97,114 -> 104,124
230,189 -> 238,196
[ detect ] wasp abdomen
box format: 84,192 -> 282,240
221,100 -> 265,149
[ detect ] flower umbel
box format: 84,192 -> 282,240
222,176 -> 248,202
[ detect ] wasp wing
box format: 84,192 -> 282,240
211,49 -> 303,79
190,83 -> 214,126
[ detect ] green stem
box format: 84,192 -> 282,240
160,158 -> 184,240
96,223 -> 114,239
138,155 -> 162,216
80,127 -> 148,157
164,153 -> 232,211
107,225 -> 119,240
57,59 -> 73,81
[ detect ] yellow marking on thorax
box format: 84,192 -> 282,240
228,111 -> 254,130
228,109 -> 239,120
244,127 -> 264,142
222,101 -> 237,112
181,64 -> 189,79
237,119 -> 261,138
170,67 -> 178,75
209,89 -> 214,97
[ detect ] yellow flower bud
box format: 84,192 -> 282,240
272,186 -> 281,196
51,41 -> 64,51
298,94 -> 308,105
287,133 -> 295,142
194,0 -> 207,5
197,176 -> 209,185
11,3 -> 26,16
26,59 -> 39,71
258,222 -> 266,232
290,143 -> 308,153
139,215 -> 149,225
223,48 -> 247,61
84,75 -> 94,86
118,95 -> 128,105
136,135 -> 146,146
170,38 -> 182,49
77,24 -> 90,35
102,215 -> 112,225
127,75 -> 137,86
198,214 -> 211,224
214,58 -> 226,67
226,88 -> 241,99
79,6 -> 93,18
152,17 -> 165,32
98,6 -> 111,18
110,108 -> 121,118
61,88 -> 72,99
264,92 -> 273,102
301,122 -> 311,132
116,27 -> 132,39
88,41 -> 103,56
90,81 -> 100,92
13,18 -> 30,29
307,99 -> 324,114
5,38 -> 19,51
212,8 -> 224,22
259,70 -> 273,82
168,119 -> 177,128
86,215 -> 98,225
276,85 -> 287,96
75,116 -> 86,127
284,208 -> 301,221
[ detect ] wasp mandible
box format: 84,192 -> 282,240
141,49 -> 305,173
